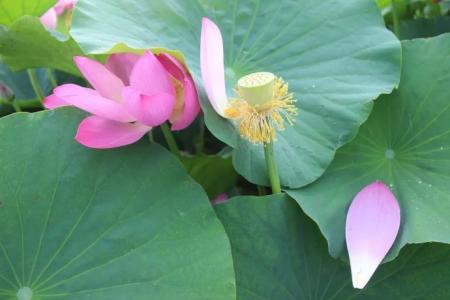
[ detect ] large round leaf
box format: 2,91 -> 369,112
216,194 -> 450,299
0,109 -> 235,299
71,0 -> 401,188
288,33 -> 450,260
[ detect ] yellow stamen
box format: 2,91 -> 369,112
224,76 -> 298,144
224,106 -> 241,119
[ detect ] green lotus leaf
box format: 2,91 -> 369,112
0,109 -> 235,299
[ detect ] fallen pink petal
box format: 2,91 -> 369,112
346,181 -> 401,289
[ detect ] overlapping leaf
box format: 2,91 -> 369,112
0,109 -> 235,299
216,194 -> 450,299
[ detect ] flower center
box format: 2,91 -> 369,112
224,73 -> 298,144
237,72 -> 275,106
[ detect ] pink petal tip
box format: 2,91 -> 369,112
40,8 -> 58,29
43,94 -> 68,109
75,116 -> 151,149
200,17 -> 228,116
73,56 -> 125,102
53,84 -> 134,122
345,181 -> 400,289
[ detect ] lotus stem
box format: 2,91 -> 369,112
263,141 -> 282,194
27,69 -> 45,101
161,122 -> 180,156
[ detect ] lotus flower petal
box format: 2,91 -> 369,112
129,51 -> 174,96
346,181 -> 401,289
106,53 -> 140,85
40,8 -> 58,29
74,56 -> 125,102
54,0 -> 77,15
169,78 -> 200,130
123,87 -> 175,127
54,84 -> 134,122
200,17 -> 228,116
75,115 -> 151,149
157,53 -> 200,130
156,53 -> 186,82
43,94 -> 68,109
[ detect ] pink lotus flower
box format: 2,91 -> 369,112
40,0 -> 77,29
346,181 -> 401,289
44,51 -> 200,148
